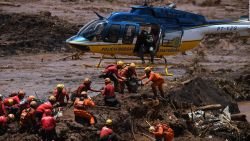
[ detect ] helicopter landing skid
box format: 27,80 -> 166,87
96,55 -> 117,68
162,57 -> 174,76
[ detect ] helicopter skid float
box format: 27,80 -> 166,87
66,3 -> 250,76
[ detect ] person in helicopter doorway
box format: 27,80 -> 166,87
134,25 -> 156,64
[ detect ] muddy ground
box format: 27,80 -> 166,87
0,0 -> 250,141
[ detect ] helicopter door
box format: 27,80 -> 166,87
162,27 -> 183,48
122,25 -> 137,44
103,24 -> 121,43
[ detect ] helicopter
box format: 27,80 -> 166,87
66,2 -> 250,75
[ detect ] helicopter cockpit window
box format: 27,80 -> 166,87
122,25 -> 136,44
78,20 -> 107,41
104,24 -> 121,43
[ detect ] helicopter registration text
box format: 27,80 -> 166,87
217,26 -> 237,31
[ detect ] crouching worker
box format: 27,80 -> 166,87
35,95 -> 56,124
101,61 -> 126,92
71,78 -> 101,101
119,63 -> 138,94
53,84 -> 69,107
101,78 -> 119,107
41,109 -> 57,141
141,67 -> 165,98
0,114 -> 15,134
100,119 -> 118,141
149,123 -> 174,141
19,101 -> 37,132
74,91 -> 96,126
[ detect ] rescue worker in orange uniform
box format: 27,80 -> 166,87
100,119 -> 118,141
119,63 -> 138,94
41,109 -> 57,141
149,123 -> 174,141
0,114 -> 15,134
101,61 -> 126,92
141,67 -> 165,98
74,91 -> 96,126
19,101 -> 37,132
35,95 -> 56,123
12,90 -> 26,104
101,78 -> 118,107
19,95 -> 36,112
4,90 -> 26,115
72,78 -> 101,101
0,115 -> 7,134
3,98 -> 18,116
53,84 -> 69,106
0,94 -> 7,116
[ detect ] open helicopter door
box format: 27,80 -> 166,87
162,25 -> 184,49
154,25 -> 163,54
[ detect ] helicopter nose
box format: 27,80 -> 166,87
66,35 -> 88,44
66,35 -> 90,52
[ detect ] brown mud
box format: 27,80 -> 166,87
0,0 -> 250,141
0,12 -> 79,56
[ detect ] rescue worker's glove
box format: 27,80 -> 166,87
143,82 -> 149,85
53,102 -> 60,108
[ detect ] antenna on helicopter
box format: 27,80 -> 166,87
143,0 -> 148,6
94,11 -> 105,20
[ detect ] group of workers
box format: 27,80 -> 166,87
0,60 -> 173,141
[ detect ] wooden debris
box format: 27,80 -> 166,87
231,114 -> 247,121
196,104 -> 222,111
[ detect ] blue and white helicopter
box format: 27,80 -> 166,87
66,2 -> 250,73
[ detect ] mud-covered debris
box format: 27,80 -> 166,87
169,77 -> 239,113
0,13 -> 79,56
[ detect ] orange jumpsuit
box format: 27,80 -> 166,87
119,66 -> 137,94
154,124 -> 174,141
74,98 -> 95,125
53,88 -> 69,105
20,107 -> 36,129
141,71 -> 165,97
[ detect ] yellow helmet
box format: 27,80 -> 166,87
81,91 -> 88,96
129,63 -> 136,69
149,126 -> 155,132
117,60 -> 125,67
8,99 -> 14,106
18,90 -> 26,96
106,119 -> 112,125
83,78 -> 91,84
105,78 -> 111,83
144,67 -> 152,73
8,114 -> 15,121
27,95 -> 36,102
48,95 -> 56,102
56,84 -> 64,89
30,101 -> 37,108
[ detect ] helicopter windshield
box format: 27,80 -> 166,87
78,20 -> 107,40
